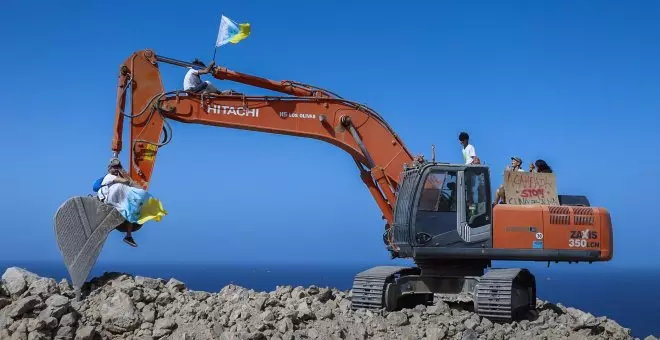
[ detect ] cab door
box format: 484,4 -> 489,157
411,165 -> 492,248
411,167 -> 461,247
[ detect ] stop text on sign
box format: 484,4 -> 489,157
520,188 -> 545,198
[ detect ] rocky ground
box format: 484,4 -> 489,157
0,267 -> 656,340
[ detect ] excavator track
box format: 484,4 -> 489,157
350,266 -> 417,311
474,268 -> 536,321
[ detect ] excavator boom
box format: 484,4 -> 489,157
112,50 -> 414,226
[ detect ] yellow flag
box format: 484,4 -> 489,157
138,197 -> 168,224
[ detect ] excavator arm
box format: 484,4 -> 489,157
112,49 -> 416,225
55,49 -> 417,291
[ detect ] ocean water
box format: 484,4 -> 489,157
1,261 -> 658,338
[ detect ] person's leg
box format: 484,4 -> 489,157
188,82 -> 208,93
202,81 -> 221,94
123,223 -> 138,247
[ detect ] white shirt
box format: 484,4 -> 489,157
97,174 -> 129,209
462,144 -> 476,164
183,68 -> 201,91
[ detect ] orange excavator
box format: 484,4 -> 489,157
54,49 -> 613,321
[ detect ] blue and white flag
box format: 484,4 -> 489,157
216,15 -> 251,47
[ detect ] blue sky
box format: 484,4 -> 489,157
0,1 -> 658,271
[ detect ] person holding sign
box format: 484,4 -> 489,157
494,156 -> 525,205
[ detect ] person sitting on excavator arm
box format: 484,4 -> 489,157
183,59 -> 228,95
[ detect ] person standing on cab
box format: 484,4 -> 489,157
459,132 -> 478,165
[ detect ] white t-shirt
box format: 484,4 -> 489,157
462,144 -> 476,164
97,174 -> 130,209
183,68 -> 201,91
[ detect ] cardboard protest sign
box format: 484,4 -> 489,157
503,171 -> 559,205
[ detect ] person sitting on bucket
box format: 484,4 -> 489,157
92,158 -> 167,247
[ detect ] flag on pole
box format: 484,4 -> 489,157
216,15 -> 251,47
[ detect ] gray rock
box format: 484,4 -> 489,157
141,304 -> 156,323
58,279 -> 72,292
10,319 -> 28,336
59,312 -> 78,327
155,291 -> 172,305
54,326 -> 75,340
259,310 -> 274,322
27,278 -> 58,298
481,316 -> 493,330
0,297 -> 11,309
152,327 -> 173,338
427,302 -> 449,315
316,288 -> 334,303
277,318 -> 293,334
74,326 -> 98,340
37,304 -> 68,321
27,319 -> 47,333
169,321 -> 216,339
386,311 -> 408,326
297,301 -> 315,321
461,329 -> 478,340
42,316 -> 58,330
2,268 -> 40,297
99,291 -> 140,333
315,306 -> 334,320
154,317 -> 176,330
45,294 -> 69,308
464,318 -> 479,330
134,276 -> 162,290
165,278 -> 186,292
9,296 -> 42,318
28,331 -> 51,340
426,326 -> 447,340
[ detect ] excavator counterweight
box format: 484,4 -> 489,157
54,49 -> 614,321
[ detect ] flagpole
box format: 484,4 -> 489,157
212,13 -> 222,64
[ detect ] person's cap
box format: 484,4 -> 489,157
108,158 -> 122,168
511,156 -> 523,163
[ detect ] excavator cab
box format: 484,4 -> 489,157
389,163 -> 493,258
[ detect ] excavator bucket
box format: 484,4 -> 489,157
53,196 -> 126,290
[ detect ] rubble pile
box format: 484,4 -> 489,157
0,267 -> 655,340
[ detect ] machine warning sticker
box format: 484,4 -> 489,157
535,232 -> 544,240
505,226 -> 537,233
532,241 -> 543,249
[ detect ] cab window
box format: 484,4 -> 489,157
464,168 -> 490,227
418,171 -> 458,212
